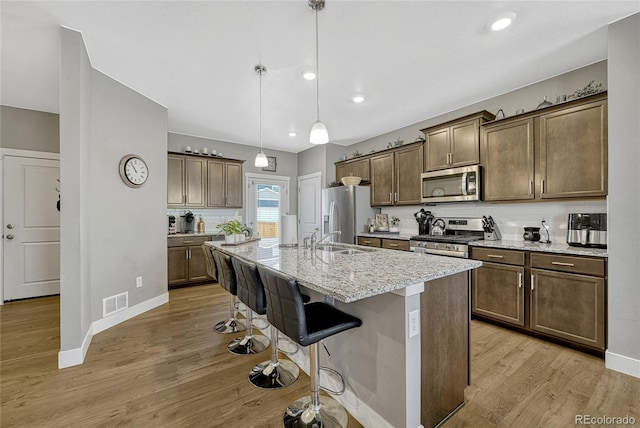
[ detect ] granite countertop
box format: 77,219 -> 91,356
470,240 -> 608,258
357,232 -> 413,241
206,241 -> 481,303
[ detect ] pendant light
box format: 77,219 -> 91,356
254,64 -> 269,167
309,0 -> 329,145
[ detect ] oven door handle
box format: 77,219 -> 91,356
418,248 -> 466,258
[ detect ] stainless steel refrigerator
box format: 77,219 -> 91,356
322,185 -> 380,244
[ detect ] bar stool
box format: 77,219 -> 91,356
214,253 -> 268,355
231,257 -> 300,387
211,248 -> 246,334
257,265 -> 362,428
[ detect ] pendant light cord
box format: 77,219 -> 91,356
259,67 -> 263,151
315,8 -> 320,121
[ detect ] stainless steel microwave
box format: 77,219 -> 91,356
420,165 -> 481,203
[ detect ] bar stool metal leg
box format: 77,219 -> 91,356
214,295 -> 246,334
249,326 -> 300,389
283,343 -> 348,428
228,307 -> 270,355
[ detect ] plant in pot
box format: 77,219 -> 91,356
390,216 -> 401,233
217,219 -> 244,244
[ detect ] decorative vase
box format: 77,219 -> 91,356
389,226 -> 400,233
225,234 -> 236,244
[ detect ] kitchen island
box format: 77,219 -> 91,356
206,240 -> 481,428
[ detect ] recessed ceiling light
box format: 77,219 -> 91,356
288,131 -> 297,137
351,95 -> 366,103
302,71 -> 316,80
490,13 -> 517,31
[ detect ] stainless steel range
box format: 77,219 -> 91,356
410,217 -> 484,258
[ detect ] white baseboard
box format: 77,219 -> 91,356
606,350 -> 640,378
57,292 -> 169,369
93,292 -> 168,334
58,324 -> 93,369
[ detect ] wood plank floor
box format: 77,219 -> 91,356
1,283 -> 638,427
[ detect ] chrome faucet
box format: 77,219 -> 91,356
314,231 -> 342,250
304,228 -> 321,250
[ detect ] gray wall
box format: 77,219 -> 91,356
297,143 -> 346,188
0,105 -> 59,152
60,27 -> 168,353
168,132 -> 298,214
607,13 -> 640,365
60,27 -> 92,351
340,61 -> 607,164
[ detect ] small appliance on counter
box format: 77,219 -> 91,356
482,216 -> 501,241
180,211 -> 196,234
168,215 -> 176,234
567,213 -> 607,248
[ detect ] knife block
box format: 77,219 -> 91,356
484,225 -> 502,241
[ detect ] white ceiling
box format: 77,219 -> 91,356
2,1 -> 639,153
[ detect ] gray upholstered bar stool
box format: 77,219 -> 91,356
210,248 -> 246,334
231,256 -> 300,388
215,253 -> 269,355
257,265 -> 362,428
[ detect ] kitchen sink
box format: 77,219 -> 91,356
315,244 -> 374,254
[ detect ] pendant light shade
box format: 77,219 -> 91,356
309,0 -> 329,145
254,150 -> 268,167
254,64 -> 268,167
310,120 -> 329,145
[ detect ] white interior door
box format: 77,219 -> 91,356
3,155 -> 60,301
297,172 -> 322,242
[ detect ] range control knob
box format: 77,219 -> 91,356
433,243 -> 439,249
445,244 -> 451,250
453,245 -> 459,251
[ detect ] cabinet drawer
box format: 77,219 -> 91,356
471,247 -> 524,266
530,253 -> 605,277
357,237 -> 381,247
168,235 -> 212,248
382,239 -> 410,251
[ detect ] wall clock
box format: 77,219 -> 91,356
119,154 -> 149,188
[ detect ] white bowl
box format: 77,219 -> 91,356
341,176 -> 362,186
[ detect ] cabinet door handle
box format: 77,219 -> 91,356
487,254 -> 504,259
186,248 -> 191,259
529,181 -> 533,195
531,274 -> 535,291
183,240 -> 194,244
389,243 -> 399,247
541,179 -> 545,194
551,261 -> 575,267
389,193 -> 393,203
518,272 -> 522,289
363,240 -> 372,244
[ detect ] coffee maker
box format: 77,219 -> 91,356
181,211 -> 196,234
567,213 -> 607,248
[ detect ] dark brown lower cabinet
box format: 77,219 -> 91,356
168,235 -> 213,286
472,262 -> 525,326
471,247 -> 607,353
531,269 -> 605,349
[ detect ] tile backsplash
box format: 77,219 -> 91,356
382,199 -> 607,243
167,208 -> 242,234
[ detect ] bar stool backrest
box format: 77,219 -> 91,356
257,265 -> 308,346
231,257 -> 267,315
202,245 -> 218,281
212,249 -> 237,295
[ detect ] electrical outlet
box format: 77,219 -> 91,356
136,276 -> 143,288
409,310 -> 420,338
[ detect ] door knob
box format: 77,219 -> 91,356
6,224 -> 13,229
6,234 -> 14,240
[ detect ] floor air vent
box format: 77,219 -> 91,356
103,292 -> 128,317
